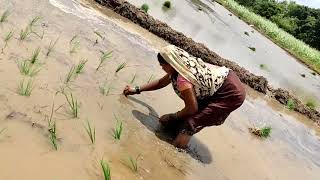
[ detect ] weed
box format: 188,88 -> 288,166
46,37 -> 59,57
115,62 -> 127,73
0,9 -> 9,23
249,126 -> 272,138
286,98 -> 295,110
84,119 -> 96,144
48,122 -> 58,150
64,66 -> 76,84
244,31 -> 249,36
30,47 -> 41,64
100,159 -> 111,180
18,60 -> 41,76
1,30 -> 14,53
64,92 -> 79,118
248,46 -> 256,51
96,51 -> 112,71
17,78 -> 34,96
163,1 -> 172,8
113,116 -> 123,140
141,4 -> 149,13
130,73 -> 136,84
75,59 -> 88,74
69,35 -> 80,54
306,100 -> 317,110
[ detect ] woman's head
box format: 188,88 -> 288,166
157,53 -> 176,75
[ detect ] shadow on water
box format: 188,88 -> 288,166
128,96 -> 213,164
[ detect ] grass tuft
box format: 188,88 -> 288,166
84,119 -> 96,144
286,98 -> 295,110
75,59 -> 88,74
141,3 -> 149,13
249,126 -> 272,138
0,9 -> 10,23
163,1 -> 172,8
115,62 -> 127,74
113,115 -> 123,140
46,37 -> 59,57
96,51 -> 112,71
17,78 -> 34,96
64,92 -> 79,118
100,159 -> 111,180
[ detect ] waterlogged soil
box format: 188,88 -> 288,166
125,0 -> 320,109
0,0 -> 319,180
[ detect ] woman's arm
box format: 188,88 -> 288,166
140,74 -> 171,92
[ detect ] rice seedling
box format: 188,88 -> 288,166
126,155 -> 141,172
100,159 -> 111,180
69,35 -> 80,54
48,122 -> 58,150
306,100 -> 317,110
0,9 -> 10,23
64,92 -> 79,118
94,30 -> 104,45
19,26 -> 31,41
17,78 -> 34,96
46,37 -> 59,57
141,3 -> 149,13
64,66 -> 76,84
18,60 -> 41,76
75,59 -> 88,74
286,98 -> 295,110
1,30 -> 14,53
115,62 -> 127,74
84,119 -> 96,144
249,126 -> 272,138
113,116 -> 123,140
248,46 -> 256,52
244,31 -> 249,36
30,47 -> 41,64
29,16 -> 41,29
99,83 -> 112,96
163,1 -> 172,8
130,73 -> 137,84
147,74 -> 155,83
96,51 -> 112,71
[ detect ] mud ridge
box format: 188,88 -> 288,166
94,0 -> 320,125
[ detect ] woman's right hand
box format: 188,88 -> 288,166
123,85 -> 137,96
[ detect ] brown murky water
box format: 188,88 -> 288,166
0,0 -> 319,179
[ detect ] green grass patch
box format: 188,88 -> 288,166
286,98 -> 295,110
30,47 -> 41,64
18,60 -> 41,76
64,66 -> 76,84
46,37 -> 59,57
141,3 -> 149,13
69,35 -> 80,54
126,155 -> 140,172
217,0 -> 320,74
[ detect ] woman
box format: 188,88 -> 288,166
123,45 -> 246,149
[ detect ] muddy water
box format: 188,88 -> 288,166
0,0 -> 319,179
126,0 -> 320,109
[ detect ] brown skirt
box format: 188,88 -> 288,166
162,70 -> 246,136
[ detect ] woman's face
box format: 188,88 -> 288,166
160,63 -> 175,75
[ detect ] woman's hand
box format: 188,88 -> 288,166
123,85 -> 137,96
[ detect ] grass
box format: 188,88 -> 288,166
18,60 -> 41,76
96,51 -> 112,71
127,155 -> 140,172
46,37 -> 59,57
163,1 -> 172,9
249,126 -> 272,138
100,159 -> 111,180
64,66 -> 76,84
286,98 -> 295,110
48,122 -> 58,150
0,9 -> 10,23
113,115 -> 123,140
1,30 -> 14,53
84,119 -> 96,144
248,46 -> 256,52
64,92 -> 79,118
75,59 -> 88,74
115,62 -> 127,74
141,3 -> 149,13
217,0 -> 320,74
17,78 -> 34,96
69,35 -> 80,54
306,100 -> 317,110
30,47 -> 41,64
130,73 -> 137,84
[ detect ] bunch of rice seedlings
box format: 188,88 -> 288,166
17,78 -> 34,96
19,26 -> 31,41
48,122 -> 58,150
64,66 -> 76,84
84,119 -> 96,144
163,1 -> 172,8
69,35 -> 80,54
113,116 -> 123,140
46,37 -> 59,57
306,100 -> 317,110
64,92 -> 79,118
30,47 -> 41,64
127,155 -> 140,172
100,159 -> 111,180
75,59 -> 88,74
0,9 -> 10,23
286,98 -> 295,110
130,73 -> 137,84
1,30 -> 14,53
141,3 -> 149,13
96,51 -> 112,71
94,31 -> 104,45
248,46 -> 256,52
115,62 -> 127,73
147,74 -> 155,83
249,126 -> 272,138
18,60 -> 41,76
